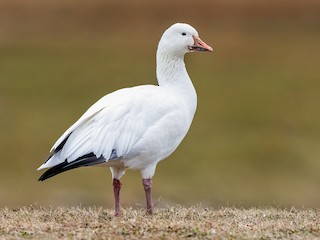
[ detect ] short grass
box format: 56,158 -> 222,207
1,206 -> 319,239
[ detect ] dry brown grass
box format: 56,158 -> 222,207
0,206 -> 319,239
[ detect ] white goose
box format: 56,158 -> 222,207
38,23 -> 213,215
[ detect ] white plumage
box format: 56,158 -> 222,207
38,23 -> 213,215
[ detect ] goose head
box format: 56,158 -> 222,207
157,23 -> 213,57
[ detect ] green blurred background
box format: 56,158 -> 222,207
1,0 -> 320,208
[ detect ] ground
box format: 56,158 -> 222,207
0,206 -> 319,239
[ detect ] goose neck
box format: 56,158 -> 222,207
156,51 -> 188,86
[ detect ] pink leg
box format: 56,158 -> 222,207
113,178 -> 122,216
143,178 -> 153,214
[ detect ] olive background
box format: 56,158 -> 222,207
1,0 -> 320,208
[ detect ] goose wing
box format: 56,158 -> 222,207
38,86 -> 156,170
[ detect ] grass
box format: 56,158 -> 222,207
0,205 -> 319,239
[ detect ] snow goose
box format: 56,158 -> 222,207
38,23 -> 213,215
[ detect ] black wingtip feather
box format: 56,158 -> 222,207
43,133 -> 72,165
38,153 -> 106,181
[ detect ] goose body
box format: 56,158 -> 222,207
38,23 -> 213,215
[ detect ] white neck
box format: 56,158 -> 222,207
156,47 -> 197,117
156,48 -> 188,86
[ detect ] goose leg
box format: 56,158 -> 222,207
113,178 -> 122,216
142,178 -> 153,214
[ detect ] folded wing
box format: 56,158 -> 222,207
38,86 -> 150,171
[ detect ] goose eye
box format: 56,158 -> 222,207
181,32 -> 186,36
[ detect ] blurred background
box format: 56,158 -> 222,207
1,0 -> 320,208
